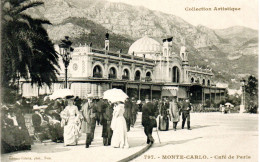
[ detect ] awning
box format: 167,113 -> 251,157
162,89 -> 177,96
162,86 -> 179,90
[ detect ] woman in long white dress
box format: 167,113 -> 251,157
60,97 -> 81,146
111,101 -> 129,149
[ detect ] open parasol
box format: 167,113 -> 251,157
103,88 -> 128,103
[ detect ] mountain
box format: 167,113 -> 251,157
25,0 -> 258,88
215,26 -> 257,46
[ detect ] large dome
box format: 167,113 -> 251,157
128,36 -> 162,55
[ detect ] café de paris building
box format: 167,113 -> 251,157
21,34 -> 226,106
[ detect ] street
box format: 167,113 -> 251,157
2,112 -> 258,162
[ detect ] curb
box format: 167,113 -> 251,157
118,143 -> 153,162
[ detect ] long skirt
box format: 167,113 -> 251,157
64,118 -> 80,146
158,116 -> 169,131
111,116 -> 129,148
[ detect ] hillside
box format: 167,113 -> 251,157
25,0 -> 258,88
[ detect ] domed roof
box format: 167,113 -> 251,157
128,35 -> 162,55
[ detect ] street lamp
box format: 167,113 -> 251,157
240,78 -> 246,113
58,36 -> 74,89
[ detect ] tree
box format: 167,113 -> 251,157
2,0 -> 60,102
245,75 -> 258,113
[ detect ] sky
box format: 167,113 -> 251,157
107,0 -> 258,30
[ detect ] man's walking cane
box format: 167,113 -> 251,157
156,126 -> 161,144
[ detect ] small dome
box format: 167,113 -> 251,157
128,36 -> 162,57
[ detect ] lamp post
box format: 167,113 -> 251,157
58,36 -> 74,89
240,78 -> 246,113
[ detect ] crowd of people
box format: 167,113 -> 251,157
1,102 -> 31,153
60,94 -> 139,148
1,93 -> 193,153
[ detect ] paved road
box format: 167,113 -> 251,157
134,113 -> 258,162
2,113 -> 258,162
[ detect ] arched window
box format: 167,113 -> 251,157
202,79 -> 205,85
208,80 -> 210,86
135,70 -> 141,81
109,67 -> 117,79
145,72 -> 152,81
93,65 -> 102,78
191,77 -> 194,83
196,78 -> 200,84
172,66 -> 180,83
122,69 -> 130,80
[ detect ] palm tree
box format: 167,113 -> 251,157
2,0 -> 60,91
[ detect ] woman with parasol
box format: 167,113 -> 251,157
103,89 -> 129,149
60,96 -> 81,146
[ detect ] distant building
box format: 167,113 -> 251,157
21,34 -> 226,106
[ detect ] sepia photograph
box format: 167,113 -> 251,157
1,0 -> 258,161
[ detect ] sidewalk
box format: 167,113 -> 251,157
134,113 -> 258,162
2,113 -> 258,162
2,113 -> 148,162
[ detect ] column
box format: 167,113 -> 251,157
109,82 -> 113,89
214,89 -> 217,104
209,88 -> 212,104
150,85 -> 153,100
201,88 -> 204,105
160,85 -> 163,100
138,84 -> 141,100
125,83 -> 128,94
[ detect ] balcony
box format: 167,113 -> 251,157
122,75 -> 129,80
108,74 -> 117,79
145,77 -> 152,82
93,72 -> 103,78
134,76 -> 141,81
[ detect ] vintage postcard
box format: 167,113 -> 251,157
1,0 -> 258,161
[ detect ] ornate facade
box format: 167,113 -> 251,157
21,34 -> 225,106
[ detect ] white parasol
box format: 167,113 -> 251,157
225,102 -> 233,107
225,103 -> 232,106
103,88 -> 128,103
49,89 -> 74,100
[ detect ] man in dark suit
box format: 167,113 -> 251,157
181,98 -> 192,130
124,98 -> 132,132
142,96 -> 158,144
131,97 -> 138,126
103,100 -> 113,146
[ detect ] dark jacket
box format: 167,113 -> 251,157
124,100 -> 132,120
142,101 -> 156,127
181,101 -> 192,112
104,104 -> 113,121
132,102 -> 138,114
